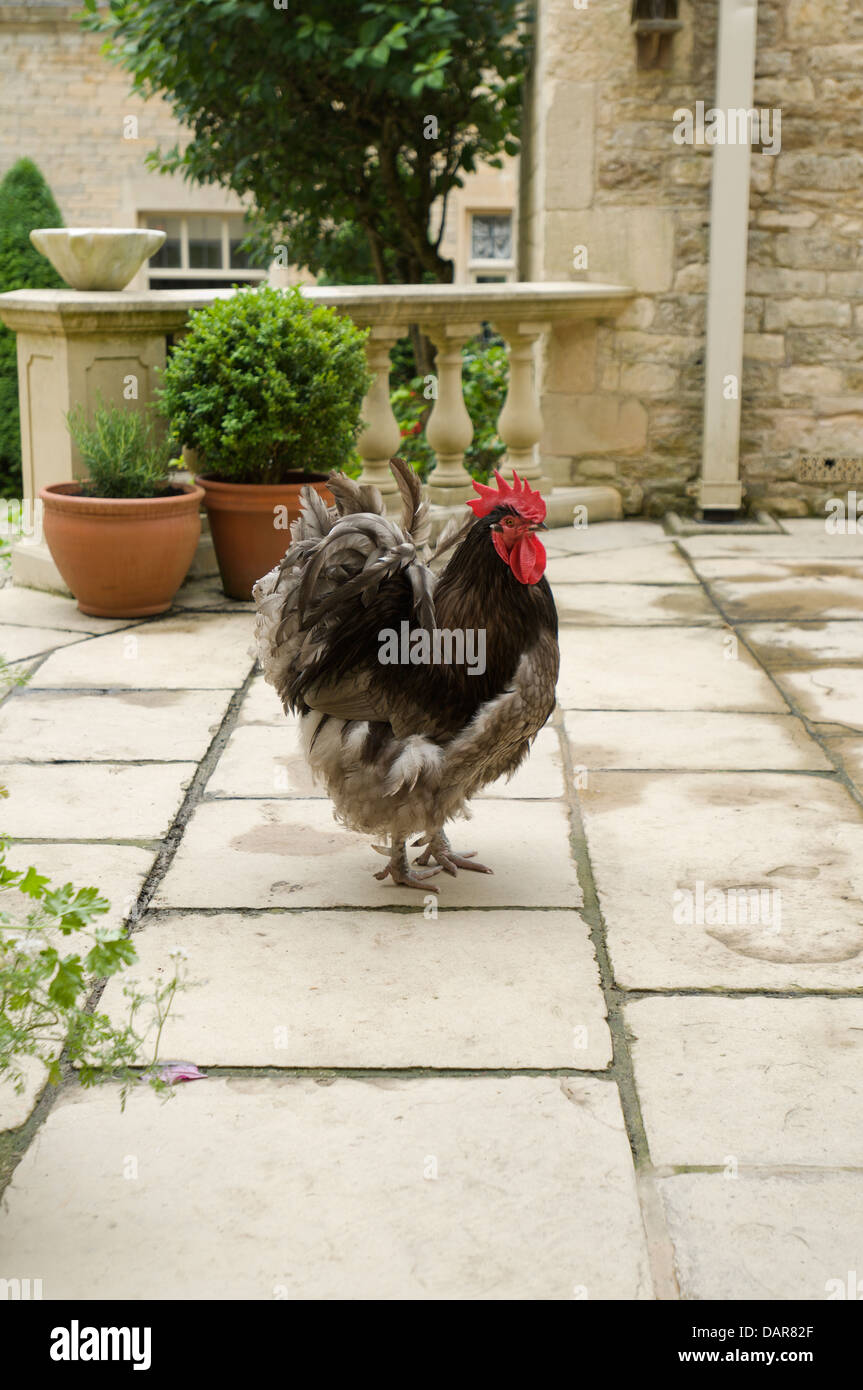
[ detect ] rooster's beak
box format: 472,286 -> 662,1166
529,522 -> 547,532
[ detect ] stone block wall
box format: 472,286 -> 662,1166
0,1 -> 248,283
523,0 -> 863,516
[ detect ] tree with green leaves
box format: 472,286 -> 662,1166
0,159 -> 66,497
82,0 -> 530,288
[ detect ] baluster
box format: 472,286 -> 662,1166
355,327 -> 402,509
493,320 -> 552,494
424,322 -> 480,505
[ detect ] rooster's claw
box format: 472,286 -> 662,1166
374,863 -> 440,893
373,842 -> 441,893
414,833 -> 493,876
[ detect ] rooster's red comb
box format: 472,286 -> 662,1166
467,469 -> 547,524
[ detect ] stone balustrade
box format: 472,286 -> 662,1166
303,283 -> 635,507
0,280 -> 634,588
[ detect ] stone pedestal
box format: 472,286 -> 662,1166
0,290 -> 192,499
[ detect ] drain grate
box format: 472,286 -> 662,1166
797,456 -> 863,484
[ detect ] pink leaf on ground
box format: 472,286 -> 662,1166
141,1061 -> 207,1084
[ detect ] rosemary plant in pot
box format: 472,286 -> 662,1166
158,285 -> 371,599
41,403 -> 203,617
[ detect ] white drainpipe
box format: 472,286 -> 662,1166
699,0 -> 759,513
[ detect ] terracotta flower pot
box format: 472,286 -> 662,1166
40,482 -> 204,618
196,474 -> 334,601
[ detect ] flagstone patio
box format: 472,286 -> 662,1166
1,516 -> 862,1300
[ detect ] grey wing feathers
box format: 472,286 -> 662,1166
252,459 -> 436,712
436,632 -> 559,812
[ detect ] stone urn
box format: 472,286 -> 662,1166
29,227 -> 167,291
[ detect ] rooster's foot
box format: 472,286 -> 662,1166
413,832 -> 493,877
373,841 -> 440,894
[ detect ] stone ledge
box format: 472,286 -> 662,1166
663,509 -> 784,537
0,281 -> 636,336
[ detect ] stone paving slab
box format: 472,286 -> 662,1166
692,561 -> 863,621
580,771 -> 863,987
0,841 -> 154,934
547,545 -> 696,585
0,623 -> 83,664
0,1056 -> 49,1134
171,578 -> 254,613
170,581 -> 252,614
657,1171 -> 863,1301
828,738 -> 863,796
0,1076 -> 653,1299
103,908 -> 610,1069
0,689 -> 232,762
557,627 -> 788,711
208,724 -> 320,797
207,724 -> 565,801
681,531 -> 863,559
563,710 -> 832,771
0,587 -> 127,634
771,667 -> 863,733
236,675 -> 298,726
0,762 -> 196,839
28,614 -> 255,689
627,996 -> 863,1168
154,797 -> 584,910
555,583 -> 721,626
741,620 -> 863,666
543,520 -> 668,554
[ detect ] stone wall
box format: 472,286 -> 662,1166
524,0 -> 863,516
0,2 -> 248,234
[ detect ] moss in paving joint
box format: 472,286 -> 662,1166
44,1063 -> 619,1088
0,1060 -> 81,1202
188,1064 -> 618,1080
142,902 -> 578,917
554,709 -> 654,1168
119,662 -> 259,940
4,837 -> 161,849
614,984 -> 863,1000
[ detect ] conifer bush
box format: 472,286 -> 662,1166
0,159 -> 67,497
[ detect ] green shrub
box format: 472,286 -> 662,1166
0,159 -> 66,499
66,401 -> 174,499
391,336 -> 509,484
158,285 -> 372,485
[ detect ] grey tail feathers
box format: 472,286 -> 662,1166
388,456 -> 431,552
326,471 -> 385,518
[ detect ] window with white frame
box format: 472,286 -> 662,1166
468,212 -> 515,281
141,214 -> 267,288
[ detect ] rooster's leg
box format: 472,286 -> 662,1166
414,831 -> 493,877
373,838 -> 441,893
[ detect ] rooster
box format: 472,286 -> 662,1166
253,458 -> 558,892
